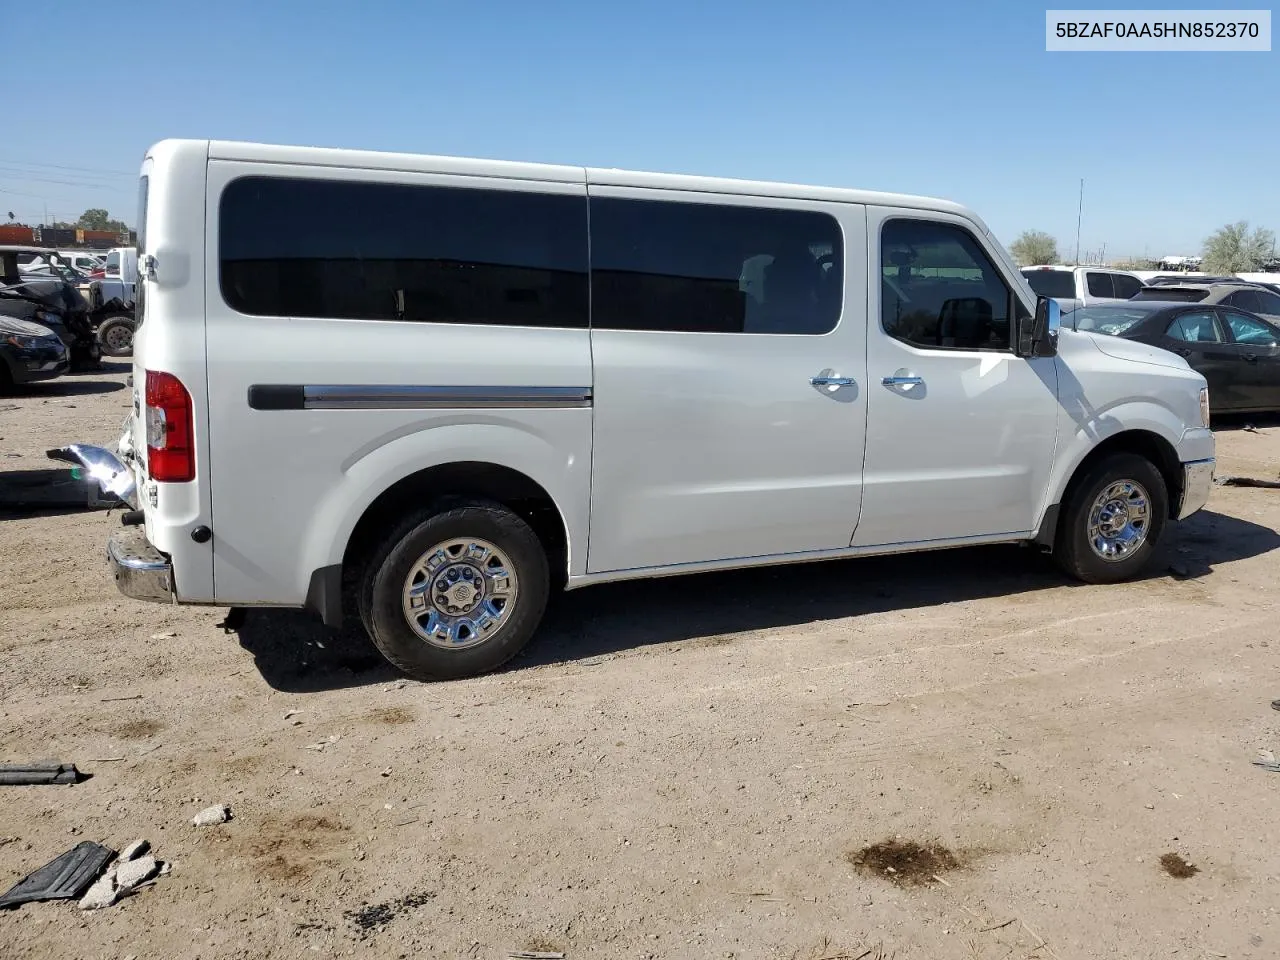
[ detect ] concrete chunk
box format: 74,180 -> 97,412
115,855 -> 158,892
192,804 -> 231,827
78,870 -> 118,911
119,839 -> 150,862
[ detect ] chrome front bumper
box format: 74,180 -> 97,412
108,527 -> 174,604
1177,457 -> 1216,520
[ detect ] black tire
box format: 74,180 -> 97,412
1054,453 -> 1168,584
97,315 -> 134,357
361,499 -> 549,681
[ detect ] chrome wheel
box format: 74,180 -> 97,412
1087,480 -> 1151,561
401,538 -> 518,650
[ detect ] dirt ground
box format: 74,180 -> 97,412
2,363 -> 1279,960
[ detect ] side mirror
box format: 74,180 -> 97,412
1019,296 -> 1061,357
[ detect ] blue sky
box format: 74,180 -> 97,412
4,0 -> 1275,258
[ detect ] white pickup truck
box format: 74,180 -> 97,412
1021,265 -> 1145,313
84,139 -> 1214,683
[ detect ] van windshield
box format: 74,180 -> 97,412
1020,269 -> 1075,299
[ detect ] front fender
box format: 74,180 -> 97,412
1042,398 -> 1194,514
296,413 -> 591,596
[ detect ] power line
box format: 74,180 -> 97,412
0,164 -> 133,186
0,173 -> 133,192
0,157 -> 135,177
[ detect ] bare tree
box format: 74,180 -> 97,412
1009,230 -> 1060,266
1202,221 -> 1275,273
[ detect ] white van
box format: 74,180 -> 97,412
105,139 -> 1215,681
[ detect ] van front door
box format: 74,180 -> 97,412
585,188 -> 868,573
853,208 -> 1059,547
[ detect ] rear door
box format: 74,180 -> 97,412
585,187 -> 868,572
855,208 -> 1058,546
1218,308 -> 1280,410
1158,309 -> 1238,407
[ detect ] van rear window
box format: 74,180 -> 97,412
218,177 -> 589,328
1020,269 -> 1075,300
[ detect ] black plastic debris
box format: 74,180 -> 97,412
1215,475 -> 1280,490
0,762 -> 82,785
0,841 -> 115,909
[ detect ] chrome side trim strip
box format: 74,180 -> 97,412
249,384 -> 592,411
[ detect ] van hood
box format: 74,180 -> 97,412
1079,330 -> 1190,371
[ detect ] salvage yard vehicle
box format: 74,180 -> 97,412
1020,264 -> 1145,313
1131,279 -> 1280,325
0,247 -> 101,370
102,139 -> 1216,681
0,315 -> 69,389
1073,300 -> 1280,414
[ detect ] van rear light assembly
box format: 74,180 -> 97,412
145,370 -> 195,482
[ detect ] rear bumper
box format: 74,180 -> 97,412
1177,457 -> 1215,520
108,527 -> 174,604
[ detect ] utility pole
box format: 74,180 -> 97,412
1074,178 -> 1084,266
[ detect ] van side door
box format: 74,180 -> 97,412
854,207 -> 1059,547
585,186 -> 868,572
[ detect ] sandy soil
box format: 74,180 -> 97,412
2,364 -> 1279,960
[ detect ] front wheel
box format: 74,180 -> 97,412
360,499 -> 550,681
1053,453 -> 1168,584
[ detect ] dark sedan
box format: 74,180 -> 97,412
1071,300 -> 1280,414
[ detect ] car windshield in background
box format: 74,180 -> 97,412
1072,305 -> 1157,336
1021,269 -> 1075,299
1131,288 -> 1208,303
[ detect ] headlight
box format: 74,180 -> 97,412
1199,386 -> 1211,427
5,334 -> 44,350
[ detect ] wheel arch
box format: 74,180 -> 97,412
342,461 -> 570,587
1035,428 -> 1183,550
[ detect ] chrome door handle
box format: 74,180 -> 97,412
882,376 -> 924,386
810,376 -> 856,387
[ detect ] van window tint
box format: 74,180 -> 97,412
1086,272 -> 1114,297
219,177 -> 589,328
590,197 -> 842,334
881,219 -> 1012,351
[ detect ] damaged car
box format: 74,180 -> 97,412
0,246 -> 103,371
0,314 -> 69,389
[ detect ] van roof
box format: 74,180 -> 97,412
192,139 -> 977,220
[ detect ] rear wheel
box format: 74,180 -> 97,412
360,499 -> 550,681
97,315 -> 135,357
1053,453 -> 1168,584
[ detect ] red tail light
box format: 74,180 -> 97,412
145,370 -> 195,482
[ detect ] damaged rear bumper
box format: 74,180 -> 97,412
108,527 -> 174,604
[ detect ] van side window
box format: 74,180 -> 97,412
880,219 -> 1012,351
219,177 -> 589,328
590,197 -> 843,334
